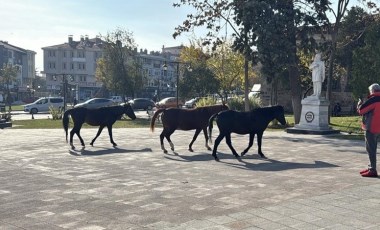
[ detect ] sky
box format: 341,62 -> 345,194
0,0 -> 372,73
0,0 -> 200,73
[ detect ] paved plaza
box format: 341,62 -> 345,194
0,127 -> 379,229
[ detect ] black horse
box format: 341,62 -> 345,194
150,104 -> 229,153
208,105 -> 286,161
63,103 -> 136,149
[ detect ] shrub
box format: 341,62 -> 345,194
49,106 -> 63,120
196,97 -> 217,107
227,96 -> 262,111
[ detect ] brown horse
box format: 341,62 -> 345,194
150,104 -> 229,153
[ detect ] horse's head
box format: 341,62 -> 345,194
274,105 -> 286,126
123,103 -> 136,120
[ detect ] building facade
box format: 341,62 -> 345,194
42,36 -> 183,102
42,35 -> 104,102
0,41 -> 36,102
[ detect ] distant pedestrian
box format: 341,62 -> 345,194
357,83 -> 380,177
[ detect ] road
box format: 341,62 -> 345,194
10,110 -> 151,121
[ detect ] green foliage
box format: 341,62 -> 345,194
351,21 -> 380,98
179,45 -> 220,99
196,97 -> 217,107
227,96 -> 261,111
96,28 -> 141,98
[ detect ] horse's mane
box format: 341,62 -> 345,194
196,104 -> 229,113
251,105 -> 283,115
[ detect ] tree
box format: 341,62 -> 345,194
233,0 -> 329,123
173,0 -> 256,111
207,42 -> 248,99
179,45 -> 220,98
351,19 -> 380,98
322,0 -> 378,122
95,28 -> 142,100
0,63 -> 18,111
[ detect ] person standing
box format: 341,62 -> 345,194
357,83 -> 380,177
309,53 -> 325,97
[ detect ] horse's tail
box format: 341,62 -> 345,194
208,113 -> 218,144
62,109 -> 72,143
150,108 -> 165,132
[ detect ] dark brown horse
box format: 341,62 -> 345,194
63,103 -> 136,149
150,104 -> 229,153
208,105 -> 286,161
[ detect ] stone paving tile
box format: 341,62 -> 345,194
1,128 -> 380,229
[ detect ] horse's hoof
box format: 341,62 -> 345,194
163,150 -> 168,153
171,148 -> 175,151
259,153 -> 267,158
188,148 -> 194,152
234,154 -> 240,159
241,152 -> 246,156
207,147 -> 212,151
71,146 -> 75,150
214,157 -> 220,161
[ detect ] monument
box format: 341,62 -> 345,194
287,53 -> 339,134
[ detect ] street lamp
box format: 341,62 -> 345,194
162,61 -> 191,108
53,74 -> 72,111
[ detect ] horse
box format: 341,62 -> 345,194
208,105 -> 286,161
150,104 -> 229,153
63,103 -> 136,149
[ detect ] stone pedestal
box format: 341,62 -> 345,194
286,96 -> 340,134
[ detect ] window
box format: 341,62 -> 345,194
49,62 -> 56,69
71,63 -> 74,70
71,51 -> 74,58
48,50 -> 56,57
80,75 -> 87,82
63,51 -> 66,58
63,63 -> 67,69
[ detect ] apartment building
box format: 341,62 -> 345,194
42,35 -> 183,101
42,35 -> 104,101
0,40 -> 36,101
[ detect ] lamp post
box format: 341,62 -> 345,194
162,61 -> 191,108
53,74 -> 72,111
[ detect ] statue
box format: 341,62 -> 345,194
309,53 -> 325,98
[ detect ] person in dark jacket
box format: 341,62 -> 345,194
357,83 -> 380,177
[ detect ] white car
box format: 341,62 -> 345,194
185,98 -> 199,108
24,97 -> 64,114
110,96 -> 124,103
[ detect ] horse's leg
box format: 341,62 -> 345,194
202,127 -> 212,151
106,124 -> 117,146
70,122 -> 84,149
257,131 -> 266,158
90,125 -> 105,146
212,133 -> 225,161
188,128 -> 202,152
165,129 -> 176,151
241,133 -> 255,156
160,129 -> 168,153
225,133 -> 239,159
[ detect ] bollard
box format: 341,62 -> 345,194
31,113 -> 34,119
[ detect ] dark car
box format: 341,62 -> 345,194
128,98 -> 156,110
74,98 -> 114,109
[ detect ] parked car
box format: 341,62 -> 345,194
128,98 -> 156,110
185,97 -> 199,108
74,98 -> 114,109
110,96 -> 124,103
24,97 -> 64,114
156,97 -> 183,108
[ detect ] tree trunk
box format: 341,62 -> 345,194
288,65 -> 302,123
244,57 -> 249,111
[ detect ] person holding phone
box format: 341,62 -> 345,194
357,83 -> 380,177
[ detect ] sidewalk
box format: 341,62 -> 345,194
0,128 -> 379,229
